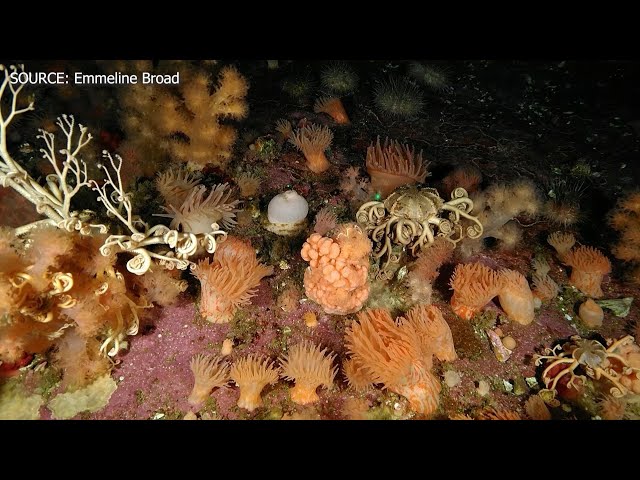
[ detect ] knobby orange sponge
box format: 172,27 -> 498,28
345,305 -> 456,416
300,223 -> 372,315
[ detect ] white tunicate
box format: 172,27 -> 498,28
267,190 -> 309,224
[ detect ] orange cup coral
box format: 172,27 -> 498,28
313,97 -> 350,124
449,262 -> 503,320
279,340 -> 337,405
366,136 -> 429,197
497,269 -> 535,325
289,123 -> 334,173
563,246 -> 611,298
188,353 -> 229,406
193,236 -> 273,323
345,307 -> 452,416
230,355 -> 279,411
300,223 -> 372,315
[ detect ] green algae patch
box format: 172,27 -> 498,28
0,379 -> 44,420
48,374 -> 117,419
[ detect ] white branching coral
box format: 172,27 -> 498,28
0,65 -> 106,236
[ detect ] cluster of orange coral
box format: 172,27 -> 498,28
344,304 -> 456,416
300,223 -> 372,315
193,236 -> 273,323
450,263 -> 535,325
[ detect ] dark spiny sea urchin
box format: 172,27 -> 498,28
542,178 -> 587,227
373,76 -> 424,119
408,62 -> 451,92
320,62 -> 359,96
281,73 -> 315,105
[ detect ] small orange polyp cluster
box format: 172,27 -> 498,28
563,246 -> 611,298
300,224 -> 372,315
193,236 -> 273,323
449,263 -> 503,320
314,97 -> 350,124
280,340 -> 337,405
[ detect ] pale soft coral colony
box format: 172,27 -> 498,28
1,60 -> 640,421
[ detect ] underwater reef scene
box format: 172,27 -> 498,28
1,59 -> 640,421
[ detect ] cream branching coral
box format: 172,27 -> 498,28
279,340 -> 337,405
344,308 -> 444,416
289,123 -> 334,174
313,97 -> 350,124
229,355 -> 279,411
157,183 -> 241,233
155,167 -> 203,209
1,66 -> 106,236
188,353 -> 229,406
365,136 -> 429,197
300,223 -> 372,315
193,236 -> 273,323
450,262 -> 503,320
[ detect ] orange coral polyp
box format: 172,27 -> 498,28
230,355 -> 279,411
403,304 -> 457,362
366,136 -> 429,197
314,97 -> 350,124
193,237 -> 273,323
497,269 -> 535,325
289,124 -> 334,174
449,263 -> 503,320
280,340 -> 337,405
345,308 -> 443,416
563,246 -> 611,298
